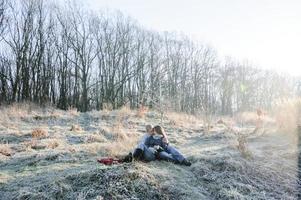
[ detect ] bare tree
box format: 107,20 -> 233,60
0,0 -> 7,37
0,0 -> 296,114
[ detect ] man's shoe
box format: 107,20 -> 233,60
181,159 -> 191,166
133,149 -> 143,160
122,152 -> 133,163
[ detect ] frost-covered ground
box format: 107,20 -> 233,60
0,104 -> 299,199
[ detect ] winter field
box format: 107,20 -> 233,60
0,102 -> 300,200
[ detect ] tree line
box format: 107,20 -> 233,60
0,0 -> 298,114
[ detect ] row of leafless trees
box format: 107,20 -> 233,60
0,0 -> 298,113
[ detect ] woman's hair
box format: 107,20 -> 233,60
153,125 -> 165,135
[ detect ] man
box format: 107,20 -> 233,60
132,125 -> 157,161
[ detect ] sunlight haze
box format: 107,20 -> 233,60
1,1 -> 301,198
87,0 -> 301,76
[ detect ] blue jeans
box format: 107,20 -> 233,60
135,144 -> 156,162
158,145 -> 185,163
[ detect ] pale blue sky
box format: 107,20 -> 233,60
86,0 -> 301,76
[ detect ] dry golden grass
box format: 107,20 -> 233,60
70,124 -> 82,132
102,103 -> 113,111
31,128 -> 48,138
234,112 -> 261,125
68,147 -> 76,153
22,139 -> 41,150
136,105 -> 148,118
33,112 -> 59,120
23,139 -> 36,149
80,119 -> 137,156
217,118 -> 254,158
111,126 -> 128,141
98,119 -> 139,156
81,143 -> 103,155
117,105 -> 132,119
45,139 -> 60,149
68,106 -> 79,116
1,103 -> 299,199
0,121 -> 18,130
49,110 -> 63,118
0,103 -> 64,125
236,134 -> 252,159
84,134 -> 107,143
166,111 -> 201,128
217,119 -> 225,124
103,137 -> 138,157
0,110 -> 9,125
233,111 -> 273,136
272,99 -> 301,135
100,123 -> 127,141
99,112 -> 131,141
1,103 -> 33,118
23,138 -> 64,150
0,144 -> 13,156
89,110 -> 102,119
25,139 -> 48,150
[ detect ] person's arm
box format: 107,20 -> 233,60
161,133 -> 169,144
138,134 -> 148,145
136,134 -> 149,150
139,134 -> 149,145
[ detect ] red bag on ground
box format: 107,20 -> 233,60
97,157 -> 122,165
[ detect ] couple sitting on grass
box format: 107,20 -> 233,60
132,125 -> 191,166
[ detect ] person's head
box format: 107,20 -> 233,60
153,125 -> 165,136
145,124 -> 154,135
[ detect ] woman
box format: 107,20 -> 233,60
146,125 -> 191,166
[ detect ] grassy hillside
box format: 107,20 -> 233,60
0,103 -> 299,199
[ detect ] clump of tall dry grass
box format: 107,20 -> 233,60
68,106 -> 79,116
103,131 -> 138,157
0,109 -> 9,126
117,105 -> 132,119
234,112 -> 262,126
100,125 -> 129,141
1,108 -> 32,130
45,139 -> 61,149
0,144 -> 13,156
32,128 -> 48,138
0,103 -> 31,120
0,103 -> 63,123
84,134 -> 107,143
110,121 -> 129,141
272,99 -> 301,135
23,139 -> 40,150
99,120 -> 139,156
236,134 -> 252,158
82,143 -> 103,155
166,112 -> 200,128
102,103 -> 113,111
219,120 -> 254,158
24,138 -> 63,150
70,124 -> 82,132
136,105 -> 148,118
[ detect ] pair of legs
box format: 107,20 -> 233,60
134,143 -> 185,163
133,143 -> 157,161
157,145 -> 185,163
